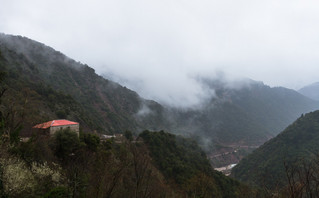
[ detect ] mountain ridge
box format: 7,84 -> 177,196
0,33 -> 168,134
1,33 -> 318,164
299,82 -> 319,101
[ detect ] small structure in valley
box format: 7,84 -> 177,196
33,119 -> 79,136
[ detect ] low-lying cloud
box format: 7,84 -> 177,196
1,0 -> 319,107
104,68 -> 219,107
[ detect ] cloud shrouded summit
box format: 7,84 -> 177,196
1,0 -> 319,107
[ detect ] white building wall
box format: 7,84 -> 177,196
49,124 -> 79,136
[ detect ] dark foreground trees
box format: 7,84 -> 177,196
0,129 -> 176,197
254,156 -> 319,198
280,157 -> 319,198
0,128 -> 262,198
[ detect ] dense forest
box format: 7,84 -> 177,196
0,124 -> 255,197
232,110 -> 319,196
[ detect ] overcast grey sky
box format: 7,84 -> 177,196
1,0 -> 319,107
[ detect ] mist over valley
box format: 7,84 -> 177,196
2,0 -> 319,196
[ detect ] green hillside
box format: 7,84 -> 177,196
0,33 -> 168,134
0,126 -> 257,197
139,130 -> 255,197
231,110 -> 319,189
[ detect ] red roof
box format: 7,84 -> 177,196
33,120 -> 79,129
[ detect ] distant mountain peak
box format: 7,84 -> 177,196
298,82 -> 319,101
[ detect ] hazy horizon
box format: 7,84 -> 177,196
1,0 -> 319,106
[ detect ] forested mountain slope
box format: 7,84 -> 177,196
0,33 -> 318,157
0,33 -> 167,134
0,127 -> 258,197
232,110 -> 319,188
170,79 -> 319,150
139,131 -> 254,197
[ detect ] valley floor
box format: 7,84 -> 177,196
214,163 -> 237,176
209,144 -> 260,171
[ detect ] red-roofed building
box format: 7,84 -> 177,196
33,120 -> 79,136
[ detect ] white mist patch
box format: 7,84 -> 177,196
136,103 -> 152,116
103,69 -> 260,109
199,136 -> 214,152
103,68 -> 217,108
